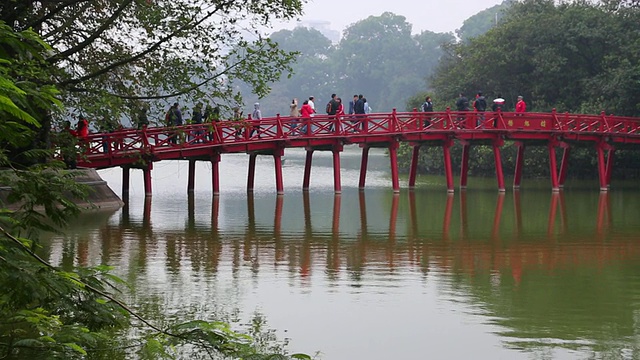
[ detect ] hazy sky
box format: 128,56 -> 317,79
270,0 -> 505,36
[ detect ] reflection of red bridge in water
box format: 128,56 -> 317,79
76,110 -> 640,195
77,191 -> 633,285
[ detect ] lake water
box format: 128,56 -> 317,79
43,146 -> 640,359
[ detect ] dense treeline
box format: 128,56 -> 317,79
402,0 -> 640,178
246,12 -> 457,116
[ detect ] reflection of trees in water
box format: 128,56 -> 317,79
75,191 -> 638,280
53,190 -> 640,356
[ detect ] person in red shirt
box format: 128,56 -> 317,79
336,97 -> 345,116
299,100 -> 313,135
515,95 -> 527,113
77,116 -> 89,138
300,100 -> 313,118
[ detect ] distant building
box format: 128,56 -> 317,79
298,20 -> 341,43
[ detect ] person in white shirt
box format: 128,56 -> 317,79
308,96 -> 316,117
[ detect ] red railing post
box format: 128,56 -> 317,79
276,113 -> 284,139
445,107 -> 452,129
601,111 -> 610,133
390,108 -> 398,133
244,114 -> 252,141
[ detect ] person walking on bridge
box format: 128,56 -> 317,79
289,98 -> 300,132
348,94 -> 358,115
250,102 -> 262,138
353,94 -> 366,132
455,93 -> 469,127
166,102 -> 183,144
473,91 -> 487,127
515,95 -> 527,113
491,95 -> 506,128
299,100 -> 313,135
308,96 -> 316,117
422,96 -> 433,127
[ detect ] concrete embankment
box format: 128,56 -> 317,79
0,168 -> 123,211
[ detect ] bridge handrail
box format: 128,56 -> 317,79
69,110 -> 640,167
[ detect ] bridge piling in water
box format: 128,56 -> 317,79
408,145 -> 421,189
247,153 -> 257,192
492,139 -> 506,192
389,142 -> 400,193
187,160 -> 196,193
358,146 -> 369,190
513,142 -> 525,189
558,147 -> 571,188
332,144 -> 342,194
143,164 -> 152,197
122,166 -> 130,196
211,153 -> 220,196
303,150 -> 313,191
443,139 -> 454,193
548,143 -> 560,192
274,150 -> 285,195
460,144 -> 470,190
596,143 -> 615,192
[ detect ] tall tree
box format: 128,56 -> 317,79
332,12 -> 421,112
456,0 -> 512,43
0,0 -> 304,127
431,0 -> 640,115
254,26 -> 335,116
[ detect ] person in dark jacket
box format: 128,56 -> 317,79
473,91 -> 487,126
455,93 -> 469,126
422,96 -> 433,127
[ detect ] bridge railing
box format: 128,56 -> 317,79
71,110 -> 640,166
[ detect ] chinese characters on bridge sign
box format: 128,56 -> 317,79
507,119 -> 547,129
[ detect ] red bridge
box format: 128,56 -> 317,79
74,109 -> 640,196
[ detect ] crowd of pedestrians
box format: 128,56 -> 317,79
60,91 -> 528,149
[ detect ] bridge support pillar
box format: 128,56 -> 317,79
460,144 -> 470,190
211,153 -> 220,196
332,144 -> 343,194
274,149 -> 285,195
493,139 -> 505,192
389,142 -> 400,193
143,164 -> 153,197
606,149 -> 615,189
188,160 -> 196,193
359,146 -> 369,190
122,166 -> 130,197
408,145 -> 421,189
513,142 -> 525,189
247,153 -> 257,192
303,150 -> 313,191
558,147 -> 571,188
597,143 -> 615,192
443,139 -> 454,193
549,144 -> 560,192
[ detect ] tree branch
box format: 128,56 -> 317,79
25,0 -> 91,31
54,0 -> 235,88
47,0 -> 135,63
